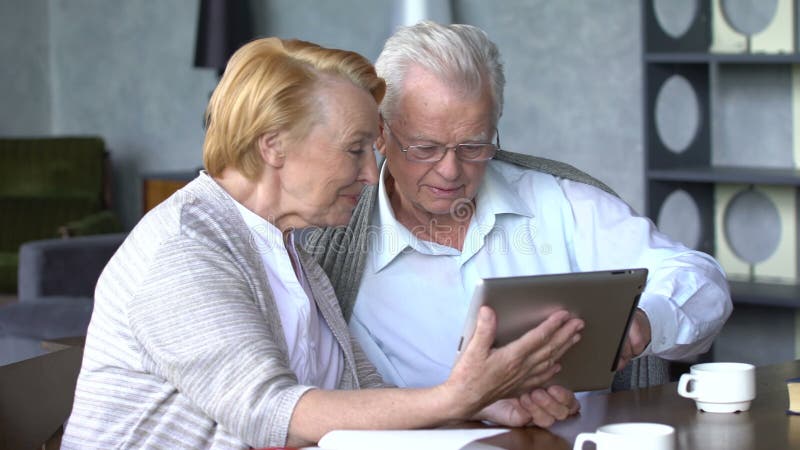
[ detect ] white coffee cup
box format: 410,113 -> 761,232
677,362 -> 756,413
573,422 -> 675,450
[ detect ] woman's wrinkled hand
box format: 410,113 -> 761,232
445,307 -> 584,419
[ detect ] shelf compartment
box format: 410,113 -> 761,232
643,0 -> 710,53
645,64 -> 711,170
730,281 -> 800,308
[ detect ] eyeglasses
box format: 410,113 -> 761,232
383,120 -> 500,163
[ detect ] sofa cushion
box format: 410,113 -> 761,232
0,297 -> 93,340
18,233 -> 125,301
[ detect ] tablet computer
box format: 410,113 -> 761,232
457,268 -> 648,392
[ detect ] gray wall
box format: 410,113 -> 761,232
48,0 -> 218,227
463,1 -> 643,207
0,0 -> 645,228
0,0 -> 51,134
250,0 -> 393,62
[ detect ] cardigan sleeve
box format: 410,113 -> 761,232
128,234 -> 311,448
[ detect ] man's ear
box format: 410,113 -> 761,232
376,120 -> 388,157
258,132 -> 285,168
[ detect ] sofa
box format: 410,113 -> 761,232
0,233 -> 126,340
0,137 -> 122,293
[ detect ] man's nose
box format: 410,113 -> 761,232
359,149 -> 379,185
433,147 -> 461,181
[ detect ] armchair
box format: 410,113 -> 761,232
0,137 -> 122,293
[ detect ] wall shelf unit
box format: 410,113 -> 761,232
642,0 -> 800,307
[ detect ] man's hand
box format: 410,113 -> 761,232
616,308 -> 652,371
474,398 -> 532,427
519,386 -> 580,427
475,386 -> 580,428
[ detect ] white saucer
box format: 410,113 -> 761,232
696,400 -> 752,413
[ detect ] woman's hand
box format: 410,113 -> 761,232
444,306 -> 584,419
287,307 -> 582,445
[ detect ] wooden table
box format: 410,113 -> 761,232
0,338 -> 83,449
0,335 -> 50,366
478,359 -> 800,449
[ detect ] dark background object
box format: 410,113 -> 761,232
194,0 -> 255,77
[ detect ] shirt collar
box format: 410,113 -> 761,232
371,160 -> 535,272
371,162 -> 419,272
230,194 -> 286,251
474,161 -> 535,224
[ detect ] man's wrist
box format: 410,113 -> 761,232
634,308 -> 653,356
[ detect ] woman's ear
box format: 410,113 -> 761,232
258,132 -> 285,168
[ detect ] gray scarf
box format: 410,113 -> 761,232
303,150 -> 668,391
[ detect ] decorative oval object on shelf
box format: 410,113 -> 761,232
715,184 -> 798,284
655,75 -> 700,154
657,189 -> 702,250
712,0 -> 793,53
723,187 -> 781,263
653,0 -> 698,39
721,0 -> 778,37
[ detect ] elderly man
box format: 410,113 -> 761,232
306,21 -> 732,427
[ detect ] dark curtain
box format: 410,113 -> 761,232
194,0 -> 254,77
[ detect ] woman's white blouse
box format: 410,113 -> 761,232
233,200 -> 343,389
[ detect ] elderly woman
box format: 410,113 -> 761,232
61,37 -> 583,449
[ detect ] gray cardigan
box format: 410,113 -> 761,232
304,150 -> 668,391
63,172 -> 383,450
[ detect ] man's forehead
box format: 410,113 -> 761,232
393,100 -> 494,141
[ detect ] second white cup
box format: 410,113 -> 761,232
573,422 -> 675,450
677,362 -> 756,413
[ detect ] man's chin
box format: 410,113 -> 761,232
420,200 -> 462,218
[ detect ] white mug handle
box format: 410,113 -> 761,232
677,373 -> 699,399
573,432 -> 598,450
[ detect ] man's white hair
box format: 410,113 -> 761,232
375,20 -> 505,127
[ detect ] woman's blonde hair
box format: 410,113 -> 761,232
203,37 -> 386,179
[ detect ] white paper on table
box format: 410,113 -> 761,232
316,428 -> 508,450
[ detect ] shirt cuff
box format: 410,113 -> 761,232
635,293 -> 677,356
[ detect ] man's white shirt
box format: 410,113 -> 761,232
350,160 -> 732,388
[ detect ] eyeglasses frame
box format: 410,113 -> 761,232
382,119 -> 500,163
